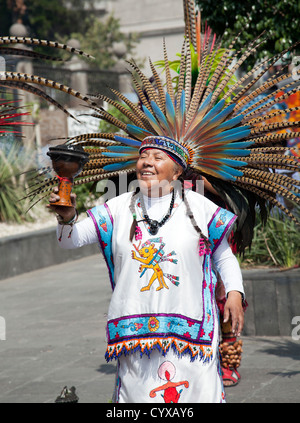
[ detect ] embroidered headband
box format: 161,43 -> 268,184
139,136 -> 190,170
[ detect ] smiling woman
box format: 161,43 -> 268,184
48,134 -> 245,402
0,0 -> 299,405
4,0 -> 293,404
136,148 -> 183,197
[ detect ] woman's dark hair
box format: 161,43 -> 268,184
178,174 -> 211,250
129,187 -> 140,242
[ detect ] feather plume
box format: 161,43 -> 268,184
0,46 -> 64,61
108,87 -> 152,130
2,71 -> 97,106
184,0 -> 197,48
0,2 -> 298,255
175,40 -> 187,117
0,36 -> 95,59
149,58 -> 166,112
94,93 -> 147,129
0,80 -> 78,120
127,59 -> 161,110
163,39 -> 175,106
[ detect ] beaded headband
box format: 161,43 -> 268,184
139,136 -> 190,170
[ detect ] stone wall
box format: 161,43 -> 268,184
0,227 -> 98,281
39,109 -> 68,147
242,268 -> 300,337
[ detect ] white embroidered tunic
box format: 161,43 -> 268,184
58,190 -> 243,363
57,189 -> 244,402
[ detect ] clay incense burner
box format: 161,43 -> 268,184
47,144 -> 89,207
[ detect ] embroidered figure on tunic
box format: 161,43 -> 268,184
131,238 -> 179,292
149,361 -> 189,403
98,211 -> 108,232
216,211 -> 227,228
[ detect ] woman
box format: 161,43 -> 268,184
0,0 -> 298,403
48,135 -> 245,403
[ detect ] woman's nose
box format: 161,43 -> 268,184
142,156 -> 154,166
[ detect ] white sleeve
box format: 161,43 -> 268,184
212,237 -> 244,297
56,216 -> 98,249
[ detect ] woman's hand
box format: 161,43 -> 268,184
47,187 -> 77,223
223,291 -> 244,337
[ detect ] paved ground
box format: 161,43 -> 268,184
0,254 -> 299,403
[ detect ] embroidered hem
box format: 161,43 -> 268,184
105,337 -> 214,363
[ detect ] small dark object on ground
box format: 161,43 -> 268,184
55,386 -> 79,403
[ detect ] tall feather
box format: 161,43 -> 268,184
163,39 -> 175,106
0,36 -> 95,59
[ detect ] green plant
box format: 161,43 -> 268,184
73,181 -> 96,215
0,142 -> 30,223
195,0 -> 300,69
240,207 -> 300,269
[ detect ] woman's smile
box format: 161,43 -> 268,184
140,169 -> 156,178
136,148 -> 182,193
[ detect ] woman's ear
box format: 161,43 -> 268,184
172,163 -> 184,180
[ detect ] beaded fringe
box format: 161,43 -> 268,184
105,337 -> 214,363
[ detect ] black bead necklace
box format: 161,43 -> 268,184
139,189 -> 175,236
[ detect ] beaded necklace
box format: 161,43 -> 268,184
139,189 -> 175,236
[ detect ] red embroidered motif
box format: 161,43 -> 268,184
149,361 -> 189,403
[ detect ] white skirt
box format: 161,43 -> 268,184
113,321 -> 225,403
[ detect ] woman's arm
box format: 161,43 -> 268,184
212,238 -> 244,295
47,187 -> 98,248
56,217 -> 98,249
212,238 -> 245,336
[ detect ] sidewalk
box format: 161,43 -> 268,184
0,255 -> 299,403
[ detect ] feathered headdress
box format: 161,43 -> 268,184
0,1 -> 299,252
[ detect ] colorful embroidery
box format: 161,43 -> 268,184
148,317 -> 160,332
120,322 -> 143,332
89,203 -> 237,364
107,314 -> 204,342
208,207 -> 237,254
98,211 -> 108,232
106,312 -> 214,362
105,337 -> 214,363
149,361 -> 189,403
132,237 -> 179,292
87,204 -> 115,290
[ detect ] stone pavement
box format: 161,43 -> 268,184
0,254 -> 299,403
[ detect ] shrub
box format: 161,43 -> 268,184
0,141 -> 31,223
240,207 -> 300,269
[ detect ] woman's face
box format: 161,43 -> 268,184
136,148 -> 183,196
